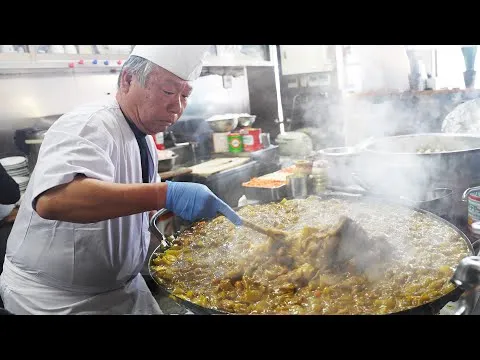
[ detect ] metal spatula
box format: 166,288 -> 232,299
239,216 -> 289,241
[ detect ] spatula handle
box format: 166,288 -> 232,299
239,216 -> 269,237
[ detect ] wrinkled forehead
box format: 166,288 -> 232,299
148,65 -> 194,92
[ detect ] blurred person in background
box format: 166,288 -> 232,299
0,162 -> 20,274
0,45 -> 241,315
0,161 -> 20,313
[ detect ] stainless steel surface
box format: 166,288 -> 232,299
0,69 -> 252,156
318,146 -> 359,187
206,116 -> 238,133
148,208 -> 170,247
167,143 -> 195,165
451,256 -> 480,315
286,175 -> 309,199
462,185 -> 480,201
157,154 -> 178,173
260,133 -> 271,148
243,184 -> 287,202
399,188 -> 453,218
237,115 -> 256,127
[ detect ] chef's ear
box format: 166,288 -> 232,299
119,70 -> 133,93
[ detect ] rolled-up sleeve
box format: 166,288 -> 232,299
32,129 -> 115,208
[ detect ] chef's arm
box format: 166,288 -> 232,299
35,175 -> 167,223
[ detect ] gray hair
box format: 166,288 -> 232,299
117,55 -> 156,88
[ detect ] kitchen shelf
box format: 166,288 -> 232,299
0,45 -> 130,73
0,61 -> 124,76
0,53 -> 32,62
0,45 -> 275,74
203,55 -> 274,67
35,53 -> 130,62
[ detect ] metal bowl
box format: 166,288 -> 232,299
206,116 -> 238,133
237,115 -> 256,127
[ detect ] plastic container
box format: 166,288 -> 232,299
212,132 -> 229,153
228,133 -> 243,153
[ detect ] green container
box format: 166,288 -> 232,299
228,133 -> 243,153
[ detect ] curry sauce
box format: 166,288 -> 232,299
151,197 -> 470,315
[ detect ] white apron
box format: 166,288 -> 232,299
1,257 -> 161,315
0,97 -> 162,315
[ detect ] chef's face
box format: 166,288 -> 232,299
120,65 -> 193,135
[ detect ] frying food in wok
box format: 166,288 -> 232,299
150,197 -> 470,314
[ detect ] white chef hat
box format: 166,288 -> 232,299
130,45 -> 210,81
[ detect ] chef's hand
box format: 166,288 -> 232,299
165,181 -> 242,225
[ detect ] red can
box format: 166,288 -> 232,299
242,128 -> 262,152
153,132 -> 165,150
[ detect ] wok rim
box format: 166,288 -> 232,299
148,195 -> 474,315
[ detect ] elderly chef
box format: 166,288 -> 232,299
0,45 -> 242,315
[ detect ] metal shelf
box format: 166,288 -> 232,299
0,46 -> 274,73
203,55 -> 274,67
0,45 -> 129,73
35,53 -> 129,61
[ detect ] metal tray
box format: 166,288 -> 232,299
242,184 -> 287,202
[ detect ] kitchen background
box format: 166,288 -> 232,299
1,45 -> 479,203
0,45 -> 477,155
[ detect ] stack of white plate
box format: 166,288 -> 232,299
1,156 -> 30,193
12,176 -> 29,193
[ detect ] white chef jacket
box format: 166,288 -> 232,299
0,97 -> 162,315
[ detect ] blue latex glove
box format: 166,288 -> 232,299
165,181 -> 242,225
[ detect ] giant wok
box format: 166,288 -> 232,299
148,195 -> 473,315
